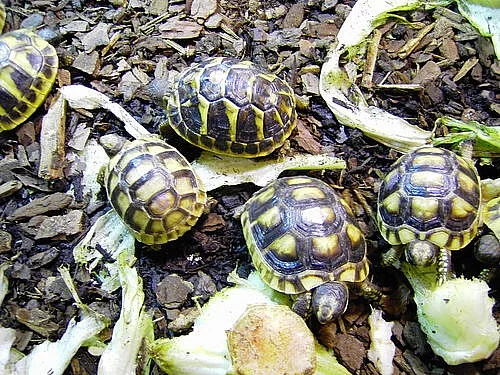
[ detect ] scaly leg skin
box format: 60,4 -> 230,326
292,292 -> 312,319
380,246 -> 404,267
437,248 -> 452,285
359,279 -> 384,303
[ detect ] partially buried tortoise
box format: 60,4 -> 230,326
0,2 -> 58,132
159,57 -> 297,158
377,146 -> 483,283
241,176 -> 378,324
105,135 -> 207,246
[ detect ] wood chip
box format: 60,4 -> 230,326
159,18 -> 203,39
38,94 -> 67,180
67,123 -> 91,151
26,247 -> 61,269
72,50 -> 101,76
0,230 -> 12,253
412,61 -> 441,85
199,213 -> 225,232
8,192 -> 73,221
282,3 -> 304,28
78,22 -> 110,52
397,22 -> 435,59
453,57 -> 479,82
190,0 -> 218,20
439,37 -> 459,62
301,72 -> 320,95
295,119 -> 322,154
0,180 -> 22,199
155,274 -> 194,309
333,333 -> 365,373
14,307 -> 60,337
35,210 -> 87,240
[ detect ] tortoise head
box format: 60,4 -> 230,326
311,282 -> 349,324
406,240 -> 438,267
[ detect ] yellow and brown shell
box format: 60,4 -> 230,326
241,176 -> 369,295
164,57 -> 296,158
105,136 -> 207,245
0,29 -> 58,132
377,146 -> 481,250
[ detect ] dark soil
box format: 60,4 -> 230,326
0,0 -> 499,374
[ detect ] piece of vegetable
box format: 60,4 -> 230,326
73,206 -> 154,374
191,152 -> 346,191
455,0 -> 500,59
401,262 -> 499,365
0,267 -> 110,375
97,252 -> 154,375
59,84 -> 150,139
0,262 -> 9,307
433,116 -> 500,157
484,197 -> 500,239
367,309 -> 395,375
73,209 -> 135,293
149,271 -> 351,375
228,304 -> 316,375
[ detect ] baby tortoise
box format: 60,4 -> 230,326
241,176 -> 380,324
0,4 -> 58,132
160,57 -> 297,158
377,146 -> 482,283
105,135 -> 207,246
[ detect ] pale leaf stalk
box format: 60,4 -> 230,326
192,151 -> 346,191
97,253 -> 154,375
11,267 -> 109,375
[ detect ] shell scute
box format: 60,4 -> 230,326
241,176 -> 369,295
0,30 -> 58,132
377,146 -> 481,250
106,136 -> 206,245
165,57 -> 296,157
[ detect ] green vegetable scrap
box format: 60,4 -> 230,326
401,262 -> 499,365
433,116 -> 500,158
455,0 -> 500,59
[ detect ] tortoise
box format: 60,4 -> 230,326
105,135 -> 207,246
240,176 -> 374,324
0,3 -> 58,132
159,57 -> 297,158
474,195 -> 500,281
377,146 -> 482,283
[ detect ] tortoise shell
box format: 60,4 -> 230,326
0,2 -> 5,33
0,30 -> 58,132
241,176 -> 369,294
164,57 -> 296,157
105,136 -> 207,245
377,146 -> 481,250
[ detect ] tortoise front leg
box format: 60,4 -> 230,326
291,292 -> 312,319
437,248 -> 452,285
